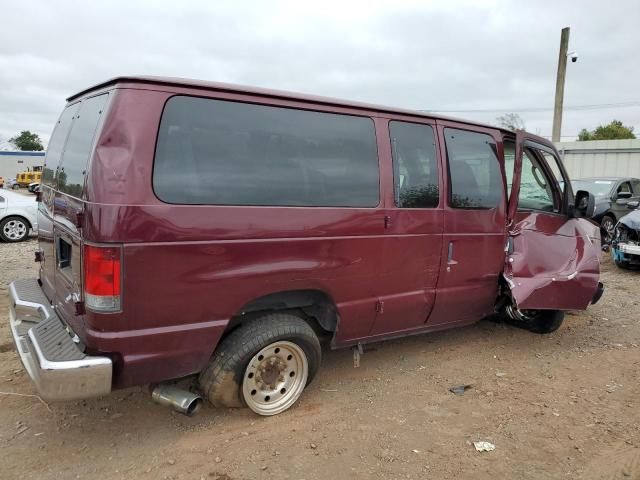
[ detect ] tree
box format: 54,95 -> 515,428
9,130 -> 44,151
496,113 -> 526,131
577,120 -> 636,141
0,135 -> 13,151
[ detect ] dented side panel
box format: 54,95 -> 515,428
505,212 -> 601,310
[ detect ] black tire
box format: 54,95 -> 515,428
524,310 -> 565,334
199,312 -> 321,413
615,259 -> 630,269
600,215 -> 616,244
0,216 -> 30,242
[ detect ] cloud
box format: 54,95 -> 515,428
0,0 -> 638,145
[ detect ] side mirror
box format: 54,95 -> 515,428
627,200 -> 640,210
616,191 -> 633,200
573,190 -> 595,218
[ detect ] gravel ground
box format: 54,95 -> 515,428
0,236 -> 38,288
0,238 -> 639,480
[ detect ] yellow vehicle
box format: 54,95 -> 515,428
16,166 -> 42,188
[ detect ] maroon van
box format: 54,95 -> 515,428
9,77 -> 604,416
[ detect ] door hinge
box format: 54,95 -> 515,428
34,251 -> 43,263
74,301 -> 86,316
375,300 -> 384,313
384,215 -> 392,229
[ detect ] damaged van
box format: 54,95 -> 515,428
9,77 -> 604,416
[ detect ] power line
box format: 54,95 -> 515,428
421,101 -> 640,114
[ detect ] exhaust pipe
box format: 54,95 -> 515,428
151,384 -> 203,416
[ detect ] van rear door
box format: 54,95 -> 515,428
41,94 -> 109,328
39,104 -> 78,302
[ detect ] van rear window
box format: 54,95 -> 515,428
57,94 -> 109,197
42,104 -> 78,185
153,96 -> 380,207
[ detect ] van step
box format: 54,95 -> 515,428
30,317 -> 86,362
10,278 -> 56,320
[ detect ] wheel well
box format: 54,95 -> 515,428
226,289 -> 339,338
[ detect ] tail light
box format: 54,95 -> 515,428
83,244 -> 122,312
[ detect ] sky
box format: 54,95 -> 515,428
1,0 -> 639,148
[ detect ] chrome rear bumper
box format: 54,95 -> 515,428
8,279 -> 112,401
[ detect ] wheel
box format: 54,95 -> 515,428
505,306 -> 565,334
0,216 -> 29,242
199,312 -> 321,416
12,184 -> 20,190
600,215 -> 616,244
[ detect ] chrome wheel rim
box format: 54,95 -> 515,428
3,219 -> 27,241
601,218 -> 615,243
505,304 -> 538,322
242,341 -> 308,416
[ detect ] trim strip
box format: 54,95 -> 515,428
0,151 -> 46,156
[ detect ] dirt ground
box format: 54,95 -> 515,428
0,237 -> 638,480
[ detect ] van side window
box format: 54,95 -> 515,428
540,151 -> 567,203
58,94 -> 109,198
389,121 -> 439,208
153,96 -> 380,207
444,129 -> 502,209
503,140 -> 515,200
518,149 -> 556,212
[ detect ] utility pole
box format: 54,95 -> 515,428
552,27 -> 570,142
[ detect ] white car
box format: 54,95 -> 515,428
0,190 -> 38,242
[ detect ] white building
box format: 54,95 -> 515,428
0,151 -> 45,180
556,139 -> 640,179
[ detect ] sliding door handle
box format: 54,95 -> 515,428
447,241 -> 458,266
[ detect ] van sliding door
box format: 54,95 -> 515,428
428,123 -> 508,326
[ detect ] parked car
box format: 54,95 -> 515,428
6,178 -> 20,189
611,201 -> 640,269
571,177 -> 640,243
8,77 -> 603,416
0,176 -> 4,188
28,182 -> 40,193
0,189 -> 38,242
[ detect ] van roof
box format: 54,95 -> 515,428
67,76 -> 509,133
